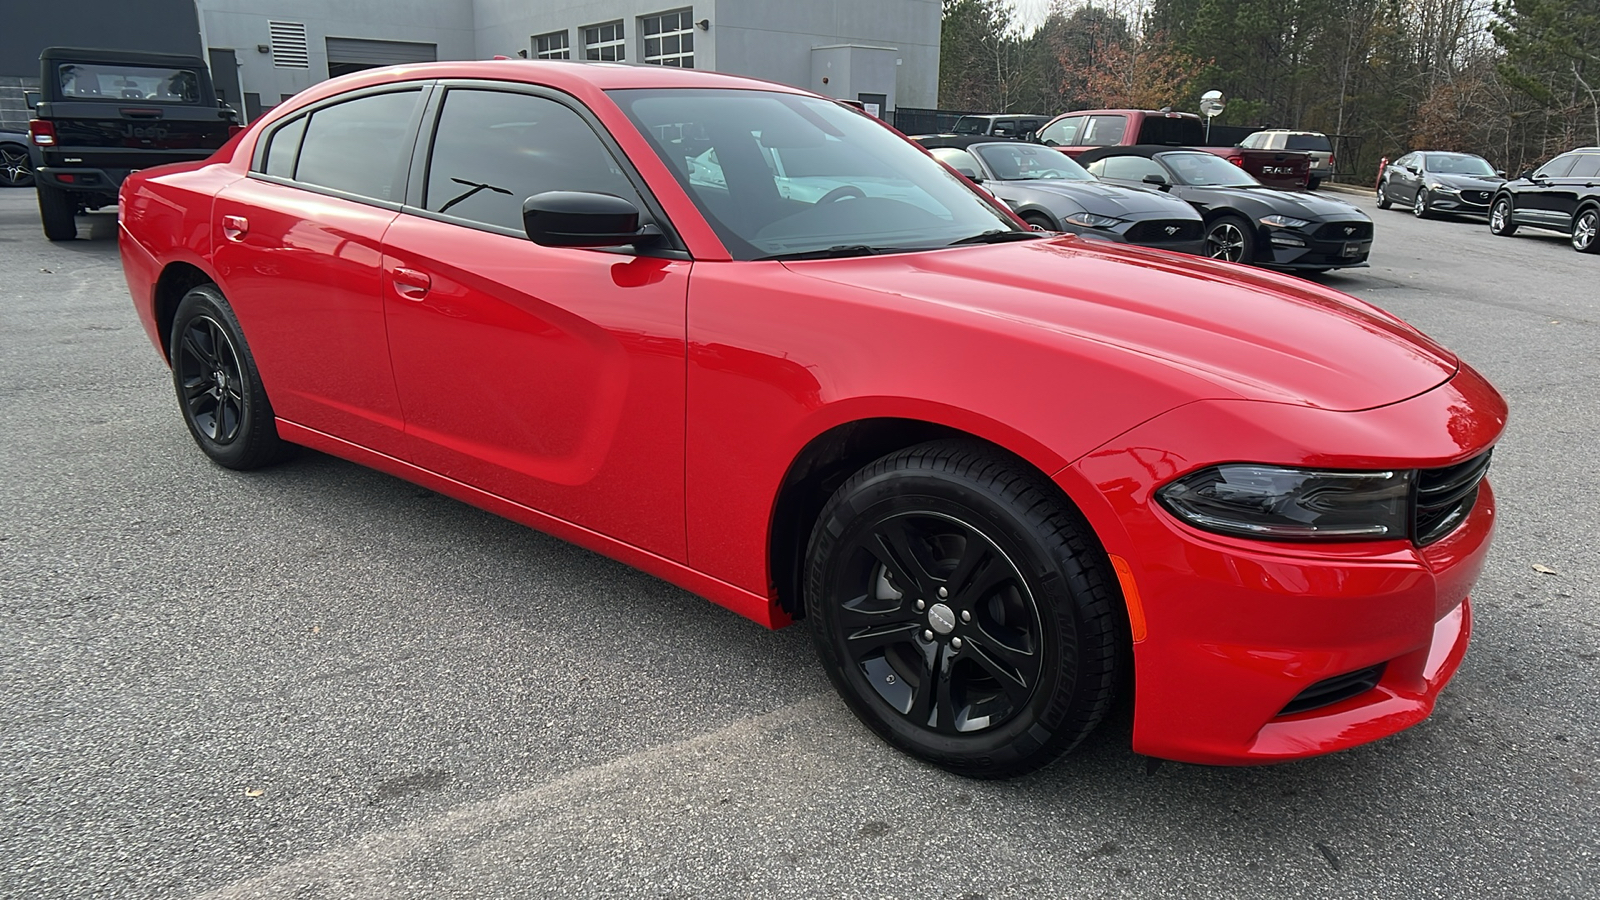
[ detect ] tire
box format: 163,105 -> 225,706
1204,214 -> 1256,264
37,186 -> 78,241
1375,178 -> 1392,209
1308,176 -> 1322,191
1020,211 -> 1055,231
1412,189 -> 1432,219
1488,195 -> 1517,236
1571,207 -> 1600,253
0,142 -> 33,188
805,441 -> 1123,778
170,284 -> 292,470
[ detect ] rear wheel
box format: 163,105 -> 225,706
37,186 -> 77,241
1489,196 -> 1517,236
1572,208 -> 1599,253
806,441 -> 1123,779
1375,177 -> 1392,209
1308,176 -> 1322,191
1205,215 -> 1255,264
170,285 -> 293,470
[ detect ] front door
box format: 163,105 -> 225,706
381,86 -> 689,560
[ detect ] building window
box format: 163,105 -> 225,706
534,31 -> 569,60
642,10 -> 694,68
583,22 -> 625,61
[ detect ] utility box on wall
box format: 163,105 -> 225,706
810,44 -> 897,117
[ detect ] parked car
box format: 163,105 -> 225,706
1,129 -> 34,187
1488,147 -> 1600,253
120,61 -> 1502,776
1078,145 -> 1373,270
911,113 -> 1047,151
28,46 -> 238,240
1240,129 -> 1334,189
1376,151 -> 1504,218
931,142 -> 1204,254
1033,109 -> 1312,190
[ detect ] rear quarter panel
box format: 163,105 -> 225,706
119,162 -> 239,355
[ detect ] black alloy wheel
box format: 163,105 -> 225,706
0,143 -> 32,188
1572,208 -> 1599,253
1489,196 -> 1517,236
1205,215 -> 1255,264
1375,177 -> 1392,209
1413,189 -> 1432,218
170,285 -> 292,469
806,441 -> 1123,778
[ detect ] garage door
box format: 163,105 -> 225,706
325,37 -> 437,78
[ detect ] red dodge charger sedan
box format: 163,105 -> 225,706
118,61 -> 1503,776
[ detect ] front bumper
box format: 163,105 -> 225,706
1061,368 -> 1505,764
1424,188 -> 1493,217
1262,222 -> 1372,269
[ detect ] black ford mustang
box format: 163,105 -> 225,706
932,142 -> 1205,255
1078,145 -> 1374,271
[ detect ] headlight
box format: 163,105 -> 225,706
1156,464 -> 1413,541
1063,212 -> 1124,229
1426,182 -> 1459,194
1259,215 -> 1310,228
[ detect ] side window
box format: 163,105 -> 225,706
1039,116 -> 1082,147
1564,154 -> 1600,179
1395,153 -> 1415,171
424,89 -> 640,232
1534,154 -> 1577,179
1094,156 -> 1165,181
295,90 -> 422,202
1239,134 -> 1258,149
262,115 -> 306,178
1081,115 -> 1127,146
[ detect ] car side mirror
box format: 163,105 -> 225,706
958,169 -> 983,184
1518,169 -> 1533,180
1494,169 -> 1505,178
522,192 -> 662,248
1142,174 -> 1170,190
24,91 -> 41,110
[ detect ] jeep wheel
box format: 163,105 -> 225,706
38,186 -> 78,241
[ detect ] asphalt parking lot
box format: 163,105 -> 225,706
1,184 -> 1596,900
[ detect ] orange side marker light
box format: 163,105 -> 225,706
1108,554 -> 1148,643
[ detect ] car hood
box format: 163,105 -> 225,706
1006,179 -> 1198,217
1426,173 -> 1504,190
785,237 -> 1457,412
1192,186 -> 1368,219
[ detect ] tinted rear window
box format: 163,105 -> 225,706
1567,154 -> 1600,178
1136,116 -> 1204,145
1286,134 -> 1332,151
57,62 -> 201,103
295,90 -> 421,202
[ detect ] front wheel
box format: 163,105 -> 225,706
170,285 -> 293,470
0,142 -> 33,188
1413,189 -> 1432,219
805,441 -> 1123,778
1489,196 -> 1517,236
1205,215 -> 1256,264
37,186 -> 77,241
1020,211 -> 1055,231
1572,208 -> 1599,253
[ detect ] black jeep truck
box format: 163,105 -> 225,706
29,47 -> 238,240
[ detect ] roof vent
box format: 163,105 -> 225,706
269,21 -> 310,69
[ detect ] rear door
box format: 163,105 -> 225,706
212,86 -> 426,454
1520,154 -> 1579,226
380,84 -> 690,559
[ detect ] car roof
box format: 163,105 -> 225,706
1254,128 -> 1325,135
297,59 -> 812,98
41,46 -> 210,67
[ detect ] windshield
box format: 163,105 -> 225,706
613,89 -> 1019,259
56,62 -> 201,103
1286,134 -> 1332,152
1425,154 -> 1495,176
951,117 -> 989,135
971,143 -> 1095,181
1159,151 -> 1261,187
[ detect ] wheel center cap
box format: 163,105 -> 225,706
928,603 -> 956,635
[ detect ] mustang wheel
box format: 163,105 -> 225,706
1489,196 -> 1517,236
1376,178 -> 1392,209
170,285 -> 292,470
1572,208 -> 1599,253
0,142 -> 33,188
1205,215 -> 1255,264
806,441 -> 1122,778
1412,190 -> 1432,218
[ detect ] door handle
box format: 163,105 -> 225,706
221,215 -> 248,241
392,266 -> 431,300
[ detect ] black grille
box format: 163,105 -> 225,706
1414,451 -> 1492,546
1462,190 -> 1492,204
1313,220 -> 1374,241
1124,219 -> 1203,244
1278,663 -> 1387,716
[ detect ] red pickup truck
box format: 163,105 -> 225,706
1034,109 -> 1311,190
